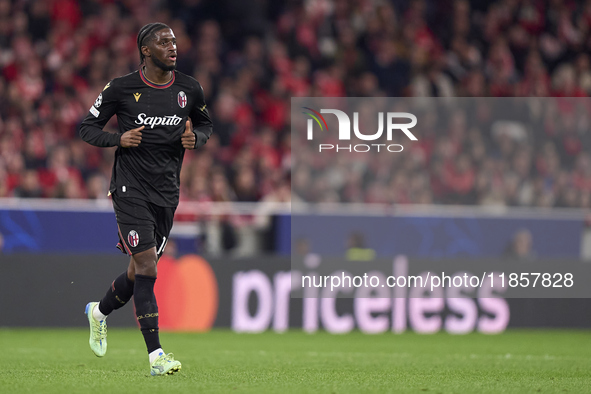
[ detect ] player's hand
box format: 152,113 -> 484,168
120,126 -> 144,148
181,120 -> 196,149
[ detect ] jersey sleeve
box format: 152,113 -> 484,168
189,82 -> 213,147
79,80 -> 121,147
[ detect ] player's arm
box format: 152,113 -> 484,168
79,81 -> 144,148
184,82 -> 213,150
79,81 -> 121,147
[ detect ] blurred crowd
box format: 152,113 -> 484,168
1,0 -> 591,208
293,98 -> 591,208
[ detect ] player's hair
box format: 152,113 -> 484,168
137,22 -> 171,65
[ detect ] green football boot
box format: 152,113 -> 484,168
150,353 -> 182,376
85,302 -> 107,357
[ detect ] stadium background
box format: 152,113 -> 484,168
1,0 -> 591,332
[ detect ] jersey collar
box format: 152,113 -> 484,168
140,67 -> 175,89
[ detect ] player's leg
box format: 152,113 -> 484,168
95,257 -> 136,318
110,196 -> 167,370
85,257 -> 136,357
135,205 -> 179,375
132,247 -> 159,357
132,247 -> 181,375
85,195 -> 149,358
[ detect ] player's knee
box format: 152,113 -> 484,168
127,258 -> 136,280
133,250 -> 158,276
135,260 -> 157,277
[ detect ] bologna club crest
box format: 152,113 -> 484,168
178,91 -> 187,108
128,230 -> 140,248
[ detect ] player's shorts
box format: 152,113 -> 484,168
112,194 -> 175,259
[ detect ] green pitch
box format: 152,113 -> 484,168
1,329 -> 590,393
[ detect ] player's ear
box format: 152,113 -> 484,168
141,45 -> 151,58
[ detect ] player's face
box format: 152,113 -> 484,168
149,28 -> 177,71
